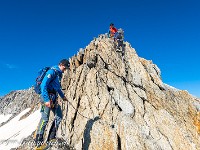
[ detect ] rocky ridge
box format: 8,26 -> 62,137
1,34 -> 200,150
59,34 -> 200,150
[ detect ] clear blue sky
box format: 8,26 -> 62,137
0,0 -> 200,97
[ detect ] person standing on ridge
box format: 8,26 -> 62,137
114,28 -> 124,51
108,23 -> 117,38
35,59 -> 70,149
114,28 -> 125,61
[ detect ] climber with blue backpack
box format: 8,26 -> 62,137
34,59 -> 70,150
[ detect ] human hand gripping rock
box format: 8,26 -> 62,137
62,96 -> 68,101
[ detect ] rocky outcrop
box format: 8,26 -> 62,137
0,88 -> 40,128
0,88 -> 39,115
1,34 -> 200,150
58,34 -> 200,150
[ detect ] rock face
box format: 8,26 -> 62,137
0,88 -> 39,115
1,34 -> 200,150
57,34 -> 200,150
0,88 -> 40,128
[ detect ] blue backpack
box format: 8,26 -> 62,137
34,67 -> 56,94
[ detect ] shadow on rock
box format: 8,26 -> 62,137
83,116 -> 100,150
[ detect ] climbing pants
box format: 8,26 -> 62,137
36,101 -> 63,142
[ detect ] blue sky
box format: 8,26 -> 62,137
0,0 -> 200,97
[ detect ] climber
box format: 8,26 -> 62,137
114,28 -> 124,52
35,59 -> 70,149
108,23 -> 117,38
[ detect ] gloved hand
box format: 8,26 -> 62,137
45,100 -> 54,108
45,101 -> 51,108
62,96 -> 68,101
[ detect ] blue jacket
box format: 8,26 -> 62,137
40,65 -> 65,103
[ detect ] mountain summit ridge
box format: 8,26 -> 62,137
60,34 -> 200,149
1,34 -> 200,150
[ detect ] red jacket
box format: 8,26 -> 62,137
109,26 -> 117,37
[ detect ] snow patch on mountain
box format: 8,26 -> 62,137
0,108 -> 40,149
0,114 -> 12,125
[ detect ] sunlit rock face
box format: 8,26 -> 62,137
1,34 -> 200,150
60,35 -> 200,150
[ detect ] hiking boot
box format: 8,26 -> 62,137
34,143 -> 47,150
47,131 -> 56,142
47,138 -> 57,146
47,121 -> 57,142
35,134 -> 44,147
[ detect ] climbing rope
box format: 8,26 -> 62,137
65,99 -> 90,119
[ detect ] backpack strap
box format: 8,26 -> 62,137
46,67 -> 59,94
50,67 -> 59,81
